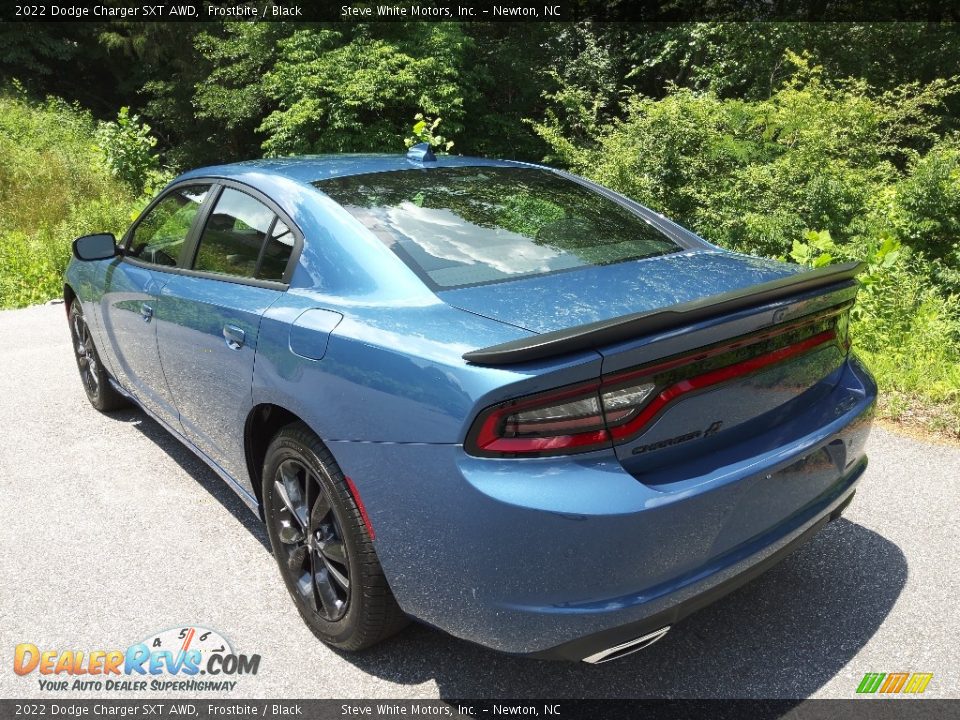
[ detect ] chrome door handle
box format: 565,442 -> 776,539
223,324 -> 245,350
140,303 -> 153,322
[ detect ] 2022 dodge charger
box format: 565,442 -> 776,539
64,146 -> 876,663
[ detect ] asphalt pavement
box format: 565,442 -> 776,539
1,302 -> 958,700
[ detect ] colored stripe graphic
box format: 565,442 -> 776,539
857,673 -> 885,693
857,672 -> 933,694
180,627 -> 196,653
903,673 -> 934,694
880,673 -> 909,693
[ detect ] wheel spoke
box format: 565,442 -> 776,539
318,537 -> 346,565
276,461 -> 308,526
303,548 -> 319,613
313,563 -> 342,617
273,480 -> 305,528
319,552 -> 350,590
295,569 -> 313,600
280,460 -> 306,493
72,316 -> 84,344
287,544 -> 308,574
85,343 -> 99,386
311,490 -> 332,526
305,472 -> 320,519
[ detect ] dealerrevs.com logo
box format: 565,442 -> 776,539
13,626 -> 261,692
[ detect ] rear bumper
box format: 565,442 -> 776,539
328,355 -> 876,658
530,475 -> 861,662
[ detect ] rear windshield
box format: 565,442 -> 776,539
313,167 -> 682,289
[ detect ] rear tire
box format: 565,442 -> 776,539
262,422 -> 409,650
69,300 -> 129,412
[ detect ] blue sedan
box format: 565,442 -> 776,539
65,146 -> 876,662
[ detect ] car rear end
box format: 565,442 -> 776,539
451,274 -> 874,662
315,161 -> 877,661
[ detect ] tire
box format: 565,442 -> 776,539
69,300 -> 129,412
262,422 -> 409,650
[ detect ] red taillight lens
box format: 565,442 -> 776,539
466,379 -> 659,458
467,381 -> 611,457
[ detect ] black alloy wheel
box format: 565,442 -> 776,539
262,423 -> 408,650
69,300 -> 128,411
272,456 -> 351,621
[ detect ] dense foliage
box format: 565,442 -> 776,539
0,93 -> 151,307
1,21 -> 958,434
535,52 -> 960,433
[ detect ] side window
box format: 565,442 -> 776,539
193,188 -> 280,279
129,185 -> 210,267
256,220 -> 295,281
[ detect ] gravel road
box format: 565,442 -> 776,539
1,302 -> 958,700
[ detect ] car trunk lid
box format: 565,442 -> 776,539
438,251 -> 803,335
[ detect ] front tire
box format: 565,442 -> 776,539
69,300 -> 128,412
262,422 -> 408,650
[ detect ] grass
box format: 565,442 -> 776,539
851,255 -> 960,441
858,348 -> 960,440
0,93 -> 142,308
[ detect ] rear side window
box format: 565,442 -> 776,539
257,220 -> 295,281
314,167 -> 681,289
129,185 -> 210,267
192,187 -> 293,281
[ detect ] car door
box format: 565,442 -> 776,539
99,183 -> 212,428
156,184 -> 298,489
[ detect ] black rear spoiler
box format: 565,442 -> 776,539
462,261 -> 865,365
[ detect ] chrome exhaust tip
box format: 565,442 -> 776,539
581,626 -> 670,664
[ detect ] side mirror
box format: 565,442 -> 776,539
72,233 -> 118,261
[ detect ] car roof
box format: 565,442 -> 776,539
177,153 -> 539,185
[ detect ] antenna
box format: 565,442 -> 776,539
407,142 -> 437,163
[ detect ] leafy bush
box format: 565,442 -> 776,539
405,113 -> 454,152
95,106 -> 164,195
0,92 -> 146,308
536,54 -> 955,256
894,136 -> 960,274
788,230 -> 960,435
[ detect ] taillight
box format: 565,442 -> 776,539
465,305 -> 848,458
465,379 -> 659,458
600,383 -> 657,426
466,381 -> 610,457
836,310 -> 851,351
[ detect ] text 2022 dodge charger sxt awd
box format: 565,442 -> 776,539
64,146 -> 875,663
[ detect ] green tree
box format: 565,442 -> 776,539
191,22 -> 295,161
258,24 -> 472,156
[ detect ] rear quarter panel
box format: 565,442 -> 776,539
251,298 -> 603,444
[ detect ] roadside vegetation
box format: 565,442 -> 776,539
0,90 -> 166,307
1,22 -> 957,437
534,53 -> 960,437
